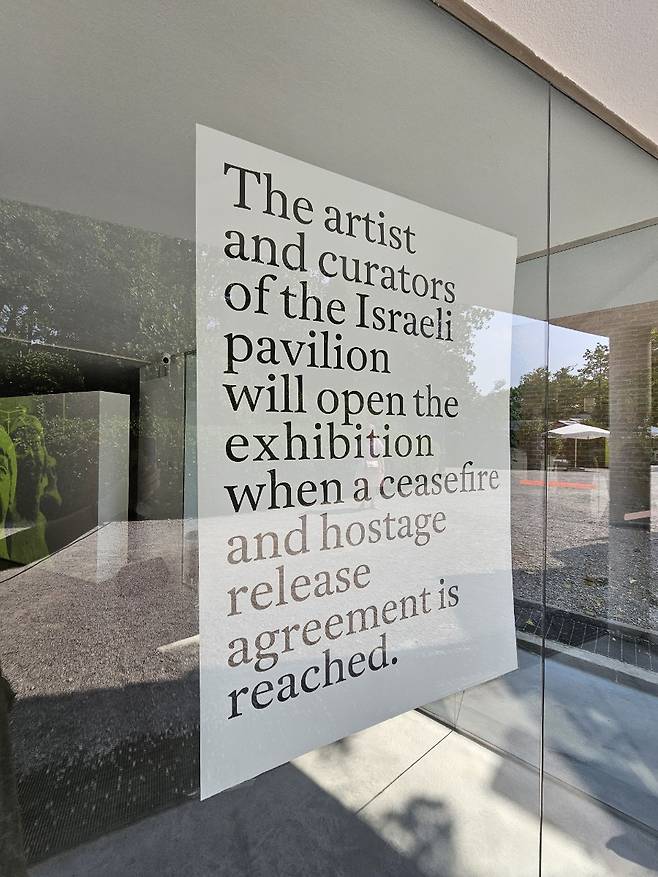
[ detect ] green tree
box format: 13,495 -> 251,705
0,199 -> 194,361
549,366 -> 583,423
579,342 -> 609,427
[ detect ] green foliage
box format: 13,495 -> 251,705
1,348 -> 85,396
579,342 -> 609,427
512,343 -> 615,436
511,342 -> 615,467
0,198 -> 194,360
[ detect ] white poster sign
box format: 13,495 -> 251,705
196,125 -> 518,799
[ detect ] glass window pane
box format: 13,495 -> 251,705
0,2 -> 551,874
544,87 -> 658,876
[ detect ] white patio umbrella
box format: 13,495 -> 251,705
548,422 -> 609,468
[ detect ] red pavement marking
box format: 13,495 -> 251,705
624,510 -> 651,521
519,479 -> 595,490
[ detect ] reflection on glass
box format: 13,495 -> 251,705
5,413 -> 52,564
544,305 -> 658,818
0,0 -> 556,869
542,87 -> 658,875
0,200 -> 197,863
0,426 -> 17,561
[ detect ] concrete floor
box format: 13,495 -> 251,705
427,648 -> 658,831
29,709 -> 657,877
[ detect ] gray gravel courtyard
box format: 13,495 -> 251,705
512,467 -> 658,630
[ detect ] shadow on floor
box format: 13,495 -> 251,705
28,761 -> 460,877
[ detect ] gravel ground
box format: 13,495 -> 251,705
1,521 -> 199,777
512,468 -> 658,630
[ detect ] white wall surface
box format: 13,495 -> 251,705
0,0 -> 549,254
462,0 -> 658,145
0,0 -> 654,263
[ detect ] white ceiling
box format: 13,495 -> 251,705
462,0 -> 658,146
